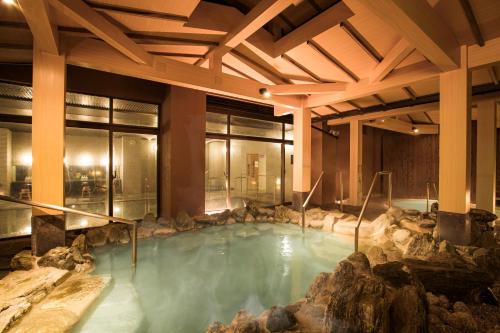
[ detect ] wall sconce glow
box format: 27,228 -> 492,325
80,219 -> 88,227
2,0 -> 16,5
77,153 -> 93,167
113,207 -> 121,213
100,155 -> 109,167
20,152 -> 32,166
259,88 -> 272,98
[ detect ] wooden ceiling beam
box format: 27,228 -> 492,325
339,20 -> 383,62
231,48 -> 289,84
365,117 -> 438,135
458,0 -> 484,47
49,0 -> 153,65
356,0 -> 459,71
468,36 -> 500,69
266,82 -> 347,95
306,40 -> 358,82
17,0 -> 59,54
370,39 -> 414,83
306,61 -> 439,108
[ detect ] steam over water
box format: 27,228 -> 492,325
76,223 -> 352,333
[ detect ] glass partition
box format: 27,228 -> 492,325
66,92 -> 109,123
230,140 -> 281,208
113,99 -> 158,127
284,124 -> 294,140
206,112 -> 227,134
205,139 -> 227,212
0,82 -> 32,117
230,116 -> 282,139
113,133 -> 157,220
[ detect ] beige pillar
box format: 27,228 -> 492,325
31,44 -> 66,255
349,119 -> 363,206
476,99 -> 497,212
292,108 -> 311,208
438,45 -> 471,244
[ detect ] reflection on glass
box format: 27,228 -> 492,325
206,112 -> 227,134
65,128 -> 109,229
285,144 -> 293,202
285,123 -> 294,140
205,139 -> 227,212
0,122 -> 33,238
230,116 -> 282,139
113,99 -> 158,127
0,82 -> 32,116
113,133 -> 157,220
66,92 -> 110,123
230,140 -> 281,208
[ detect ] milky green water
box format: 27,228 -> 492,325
75,223 -> 352,333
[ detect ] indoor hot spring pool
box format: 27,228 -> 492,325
74,223 -> 352,333
392,199 -> 437,212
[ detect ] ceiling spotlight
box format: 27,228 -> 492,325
259,88 -> 271,98
412,126 -> 420,134
2,0 -> 16,5
380,119 -> 385,123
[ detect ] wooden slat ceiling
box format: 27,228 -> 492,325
0,0 -> 499,118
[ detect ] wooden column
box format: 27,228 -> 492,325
438,45 -> 472,244
292,108 -> 311,209
31,44 -> 66,255
349,119 -> 363,206
476,99 -> 497,212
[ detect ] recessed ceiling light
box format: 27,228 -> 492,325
258,88 -> 272,98
412,126 -> 420,134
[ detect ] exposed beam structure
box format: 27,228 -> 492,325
231,48 -> 289,84
65,38 -> 302,109
17,0 -> 59,54
340,21 -> 383,62
306,61 -> 439,108
347,100 -> 362,110
370,39 -> 415,83
458,0 -> 484,47
49,0 -> 153,65
373,94 -> 387,105
266,82 -> 347,95
222,62 -> 254,81
356,0 -> 459,71
402,86 -> 417,100
469,36 -> 500,69
489,67 -> 499,85
306,40 -> 359,82
281,54 -> 324,82
365,117 -> 438,135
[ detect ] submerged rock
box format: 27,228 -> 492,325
10,250 -> 34,271
265,306 -> 296,332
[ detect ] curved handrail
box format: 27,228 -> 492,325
354,171 -> 392,252
0,194 -> 138,266
301,171 -> 324,232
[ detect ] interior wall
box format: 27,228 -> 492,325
311,126 -> 337,206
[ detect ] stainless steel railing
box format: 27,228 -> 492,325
336,171 -> 344,212
301,171 -> 325,233
354,171 -> 393,252
0,194 -> 138,266
426,181 -> 438,213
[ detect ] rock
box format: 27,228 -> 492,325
157,216 -> 174,227
153,226 -> 176,237
265,306 -> 296,332
226,217 -> 236,225
175,211 -> 195,231
438,240 -> 457,255
346,252 -> 371,273
418,219 -> 436,228
392,229 -> 411,244
390,284 -> 427,333
404,233 -> 435,257
257,207 -> 274,217
206,321 -> 227,333
403,209 -> 422,218
217,209 -> 232,223
366,246 -> 388,267
230,310 -> 260,333
426,292 -> 440,306
452,301 -> 470,314
137,222 -> 156,239
438,295 -> 450,309
469,208 -> 497,224
118,228 -> 130,244
306,272 -> 336,305
372,261 -> 418,288
86,228 -> 107,247
431,202 -> 439,213
71,234 -> 87,254
142,212 -> 156,224
472,247 -> 500,277
244,214 -> 255,223
386,206 -> 403,221
308,219 -> 324,229
37,247 -> 76,270
107,224 -> 125,244
400,218 -> 430,234
231,207 -> 247,222
10,250 -> 34,271
446,311 -> 478,333
293,302 -> 325,332
477,231 -> 497,248
194,214 -> 218,225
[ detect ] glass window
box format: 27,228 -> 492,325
113,99 -> 158,127
206,112 -> 227,134
230,116 -> 282,139
65,128 -> 109,229
205,139 -> 228,212
230,140 -> 281,208
0,82 -> 32,116
113,133 -> 157,220
0,122 -> 32,238
66,92 -> 109,123
284,123 -> 294,140
285,144 -> 293,202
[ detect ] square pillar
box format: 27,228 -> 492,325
292,108 -> 311,209
438,45 -> 472,245
349,120 -> 363,206
476,99 -> 497,212
31,44 -> 66,255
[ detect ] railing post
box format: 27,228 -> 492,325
354,228 -> 359,252
339,171 -> 344,212
132,221 -> 138,267
388,172 -> 392,208
301,207 -> 305,233
426,182 -> 430,213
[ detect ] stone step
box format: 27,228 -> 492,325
74,279 -> 146,333
8,273 -> 111,333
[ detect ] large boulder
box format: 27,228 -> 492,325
265,306 -> 296,332
86,228 -> 107,247
10,250 -> 34,271
175,211 -> 195,231
404,233 -> 435,257
37,247 -> 76,270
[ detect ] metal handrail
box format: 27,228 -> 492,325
301,171 -> 324,233
336,171 -> 344,212
426,181 -> 439,212
354,171 -> 393,252
0,194 -> 138,266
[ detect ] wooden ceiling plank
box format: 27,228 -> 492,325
488,67 -> 499,85
339,20 -> 383,63
365,117 -> 438,135
469,36 -> 500,69
370,39 -> 415,83
306,40 -> 359,82
457,0 -> 484,47
266,82 -> 347,95
231,49 -> 288,84
355,0 -> 459,71
18,0 -> 59,54
49,0 -> 153,65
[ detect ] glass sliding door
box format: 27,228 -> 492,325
205,139 -> 228,212
112,132 -> 157,220
285,144 -> 293,203
230,140 -> 281,208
